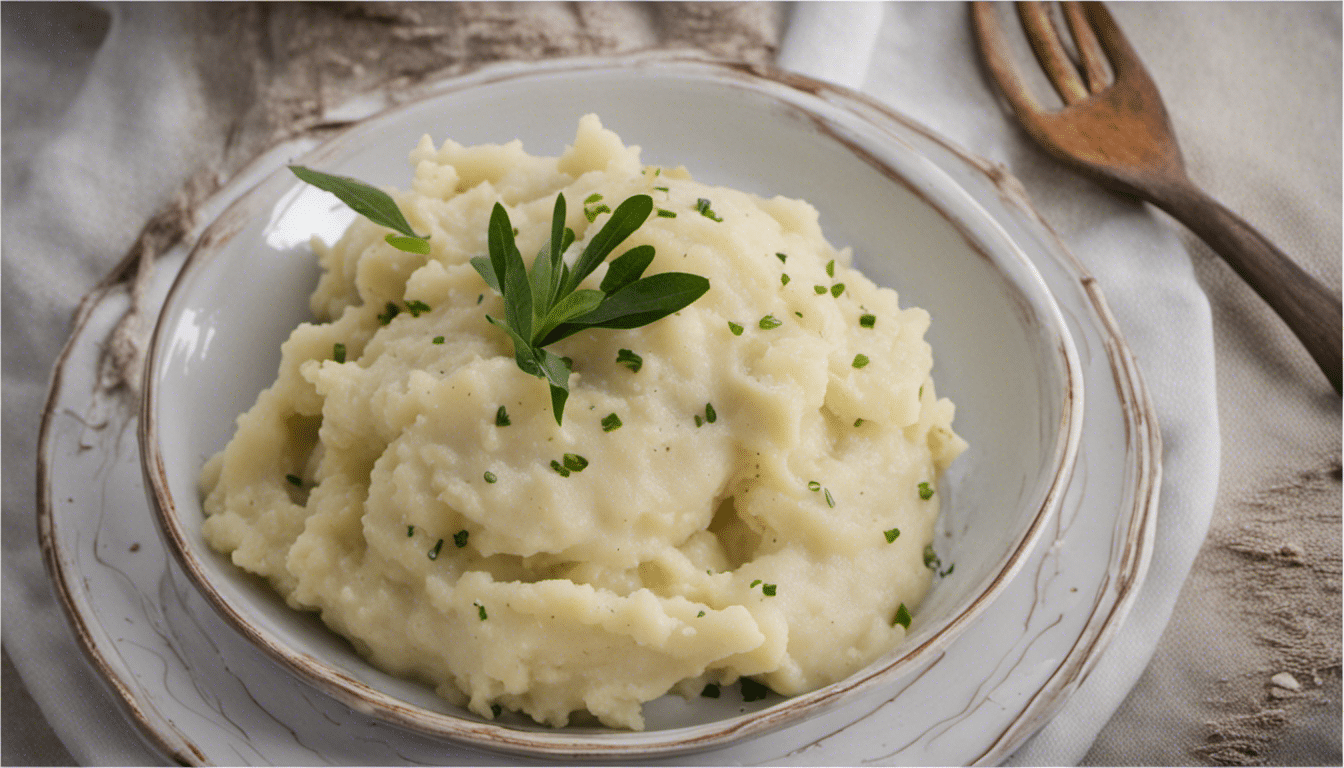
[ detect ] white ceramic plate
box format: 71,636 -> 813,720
39,54 -> 1158,766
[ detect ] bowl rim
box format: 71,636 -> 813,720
138,52 -> 1084,759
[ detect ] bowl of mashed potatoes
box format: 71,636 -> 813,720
141,58 -> 1081,758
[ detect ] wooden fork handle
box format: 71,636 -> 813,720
1151,181 -> 1342,393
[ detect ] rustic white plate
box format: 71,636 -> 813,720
39,54 -> 1158,766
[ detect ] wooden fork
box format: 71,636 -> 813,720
973,1 -> 1342,393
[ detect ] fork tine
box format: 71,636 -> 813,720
971,2 -> 1049,121
1017,2 -> 1090,105
1062,2 -> 1109,93
1080,2 -> 1148,81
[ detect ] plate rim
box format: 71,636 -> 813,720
36,50 -> 1158,766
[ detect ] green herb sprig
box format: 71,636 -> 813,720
287,164 -> 710,426
470,193 -> 709,424
289,166 -> 431,254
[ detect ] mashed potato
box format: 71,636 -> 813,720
200,115 -> 965,730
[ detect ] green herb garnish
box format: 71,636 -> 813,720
288,165 -> 430,254
750,579 -> 762,588
740,678 -> 769,702
285,474 -> 303,487
407,525 -> 415,537
884,528 -> 901,543
807,480 -> 821,492
759,315 -> 782,330
728,321 -> 744,336
781,274 -> 791,286
924,544 -> 941,570
813,285 -> 827,295
563,453 -> 588,472
824,488 -> 835,508
467,193 -> 708,424
918,481 -> 934,500
332,343 -> 346,363
616,348 -> 644,372
495,406 -> 511,427
860,313 -> 877,328
476,602 -> 488,621
454,529 -> 469,547
894,603 -> 911,629
405,299 -> 431,317
428,539 -> 444,560
775,252 -> 788,263
483,471 -> 497,484
432,336 -> 445,344
826,259 -> 836,277
551,460 -> 570,477
602,413 -> 623,432
377,302 -> 400,325
704,403 -> 717,424
701,683 -> 720,698
656,209 -> 677,218
853,354 -> 870,369
762,583 -> 777,597
694,197 -> 723,222
831,283 -> 845,297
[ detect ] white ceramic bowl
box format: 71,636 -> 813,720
141,56 -> 1082,759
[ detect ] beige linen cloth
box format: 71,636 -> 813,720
3,3 -> 1338,765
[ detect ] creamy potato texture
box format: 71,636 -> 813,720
200,115 -> 966,730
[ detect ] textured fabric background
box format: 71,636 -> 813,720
4,3 -> 1338,765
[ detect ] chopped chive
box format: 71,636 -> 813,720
694,197 -> 723,222
775,252 -> 788,263
749,579 -> 762,588
940,564 -> 956,577
831,283 -> 845,297
854,418 -> 865,427
407,525 -> 415,537
740,678 -> 769,702
919,385 -> 924,398
476,602 -> 488,621
454,529 -> 469,548
701,683 -> 721,698
813,285 -> 827,295
584,192 -> 604,204
656,208 -> 677,218
432,335 -> 445,344
894,603 -> 912,629
551,460 -> 570,477
759,315 -> 782,329
697,610 -> 706,618
808,480 -> 821,492
704,403 -> 717,424
853,354 -> 870,369
477,293 -> 484,305
405,299 -> 431,317
563,453 -> 588,472
483,471 -> 497,484
884,528 -> 901,543
602,413 -> 623,432
824,488 -> 835,508
860,313 -> 877,328
654,186 -> 670,192
377,302 -> 400,324
694,415 -> 704,427
762,583 -> 777,597
496,405 -> 511,427
616,348 -> 643,372
491,704 -> 502,718
781,274 -> 791,286
728,321 -> 744,336
826,259 -> 835,277
585,203 -> 611,222
918,482 -> 934,500
924,544 -> 941,570
333,343 -> 347,363
428,539 -> 444,560
285,474 -> 303,487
